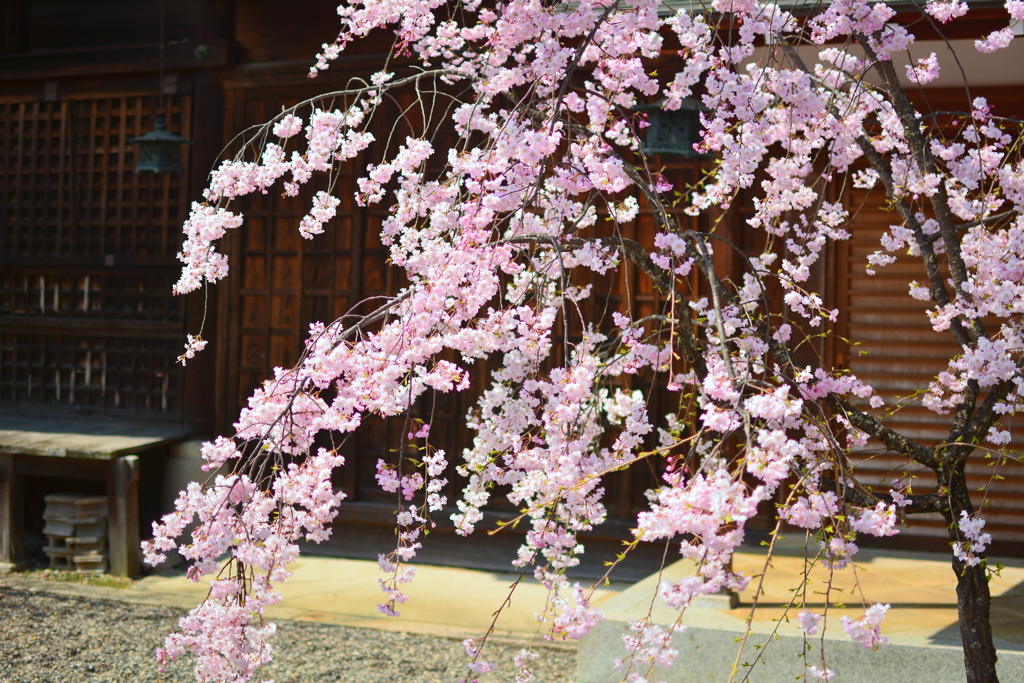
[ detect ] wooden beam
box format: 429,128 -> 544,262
3,316 -> 184,336
183,66 -> 225,436
13,453 -> 108,479
0,39 -> 230,82
107,454 -> 140,578
222,53 -> 398,90
0,453 -> 25,572
0,254 -> 179,270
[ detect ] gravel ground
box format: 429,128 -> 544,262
0,582 -> 577,683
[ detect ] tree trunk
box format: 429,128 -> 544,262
945,466 -> 1000,683
953,557 -> 999,683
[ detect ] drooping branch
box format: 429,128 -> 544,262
547,0 -> 618,135
505,233 -> 709,378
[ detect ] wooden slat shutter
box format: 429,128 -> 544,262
838,189 -> 1024,545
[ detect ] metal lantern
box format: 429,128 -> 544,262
129,115 -> 191,174
638,98 -> 710,158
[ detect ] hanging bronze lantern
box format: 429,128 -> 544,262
638,98 -> 711,159
129,115 -> 191,174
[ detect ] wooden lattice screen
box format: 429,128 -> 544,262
0,92 -> 191,418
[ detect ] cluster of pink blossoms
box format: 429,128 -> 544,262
152,0 -> 1024,680
144,448 -> 344,680
954,511 -> 993,567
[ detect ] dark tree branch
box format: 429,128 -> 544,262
822,476 -> 948,514
682,230 -> 738,382
825,393 -> 941,470
928,208 -> 1022,240
778,40 -> 974,348
505,234 -> 709,378
960,378 -> 1017,453
867,47 -> 987,343
945,378 -> 981,461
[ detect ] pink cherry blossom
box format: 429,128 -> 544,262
925,0 -> 968,23
152,1 -> 1022,680
976,27 -> 1015,53
841,603 -> 890,650
906,52 -> 940,85
798,610 -> 823,635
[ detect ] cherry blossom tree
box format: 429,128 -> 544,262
145,1 -> 1024,681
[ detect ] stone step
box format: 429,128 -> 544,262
577,548 -> 1024,683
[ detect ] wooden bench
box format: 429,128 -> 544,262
0,414 -> 187,577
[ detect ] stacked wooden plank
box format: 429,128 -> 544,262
42,494 -> 109,573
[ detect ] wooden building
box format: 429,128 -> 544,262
1,1 -> 1023,577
